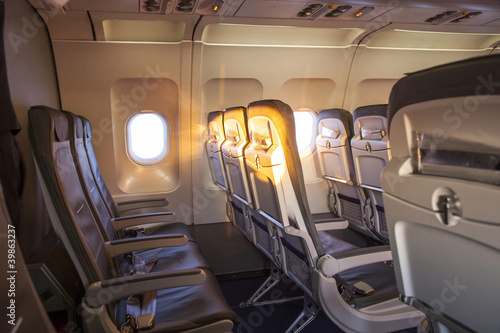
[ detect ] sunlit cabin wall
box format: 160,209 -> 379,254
49,13 -> 198,224
4,0 -> 60,256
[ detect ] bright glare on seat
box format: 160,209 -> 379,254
294,112 -> 314,152
127,112 -> 169,165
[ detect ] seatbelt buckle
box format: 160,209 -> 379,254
353,281 -> 374,296
136,313 -> 155,330
338,284 -> 352,302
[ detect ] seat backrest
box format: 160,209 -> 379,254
316,109 -> 372,236
29,106 -> 113,286
245,100 -> 324,298
351,104 -> 389,189
382,54 -> 500,333
221,106 -> 252,206
316,109 -> 355,183
220,106 -> 257,239
206,111 -> 228,191
81,116 -> 120,218
66,111 -> 117,242
351,104 -> 389,241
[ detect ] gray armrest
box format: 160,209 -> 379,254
116,198 -> 168,214
85,268 -> 206,308
112,212 -> 176,230
315,218 -> 349,231
105,234 -> 188,258
318,245 -> 392,276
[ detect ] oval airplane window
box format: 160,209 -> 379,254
126,111 -> 170,166
294,109 -> 318,157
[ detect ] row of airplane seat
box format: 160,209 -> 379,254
28,106 -> 239,332
206,100 -> 420,332
317,104 -> 390,243
206,54 -> 500,333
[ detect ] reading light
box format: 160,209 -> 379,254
297,4 -> 323,18
212,0 -> 223,13
354,6 -> 374,18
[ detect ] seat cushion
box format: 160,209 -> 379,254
144,222 -> 195,242
116,270 -> 239,331
119,242 -> 211,275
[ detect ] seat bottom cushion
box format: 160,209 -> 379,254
145,222 -> 195,242
115,270 -> 239,332
119,241 -> 211,275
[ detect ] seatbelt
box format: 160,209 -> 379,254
121,292 -> 157,332
120,253 -> 158,332
132,252 -> 160,274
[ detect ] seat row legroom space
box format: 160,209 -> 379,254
205,100 -> 421,332
29,106 -> 239,332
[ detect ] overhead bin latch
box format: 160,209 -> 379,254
255,154 -> 261,170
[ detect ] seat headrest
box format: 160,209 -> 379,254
63,111 -> 84,140
317,108 -> 353,138
353,104 -> 387,122
81,116 -> 92,140
388,54 -> 500,130
352,104 -> 388,140
207,111 -> 224,141
49,108 -> 70,142
224,106 -> 249,143
207,111 -> 223,126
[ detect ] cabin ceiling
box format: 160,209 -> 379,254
29,0 -> 500,27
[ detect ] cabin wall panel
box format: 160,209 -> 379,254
52,41 -> 194,223
4,0 -> 60,256
344,47 -> 492,111
192,42 -> 355,219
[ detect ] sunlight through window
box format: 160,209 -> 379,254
127,111 -> 170,166
294,111 -> 316,154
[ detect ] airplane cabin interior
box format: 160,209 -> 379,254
1,0 -> 500,332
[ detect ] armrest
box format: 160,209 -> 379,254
85,268 -> 206,308
315,218 -> 349,231
112,212 -> 176,230
318,245 -> 392,276
116,198 -> 168,214
105,234 -> 188,258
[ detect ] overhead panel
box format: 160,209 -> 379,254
63,0 -> 139,12
235,1 -> 308,18
335,5 -> 391,22
372,7 -> 450,24
484,18 -> 500,27
449,11 -> 500,26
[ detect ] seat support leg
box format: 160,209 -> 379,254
239,265 -> 304,308
285,295 -> 320,333
239,265 -> 282,308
